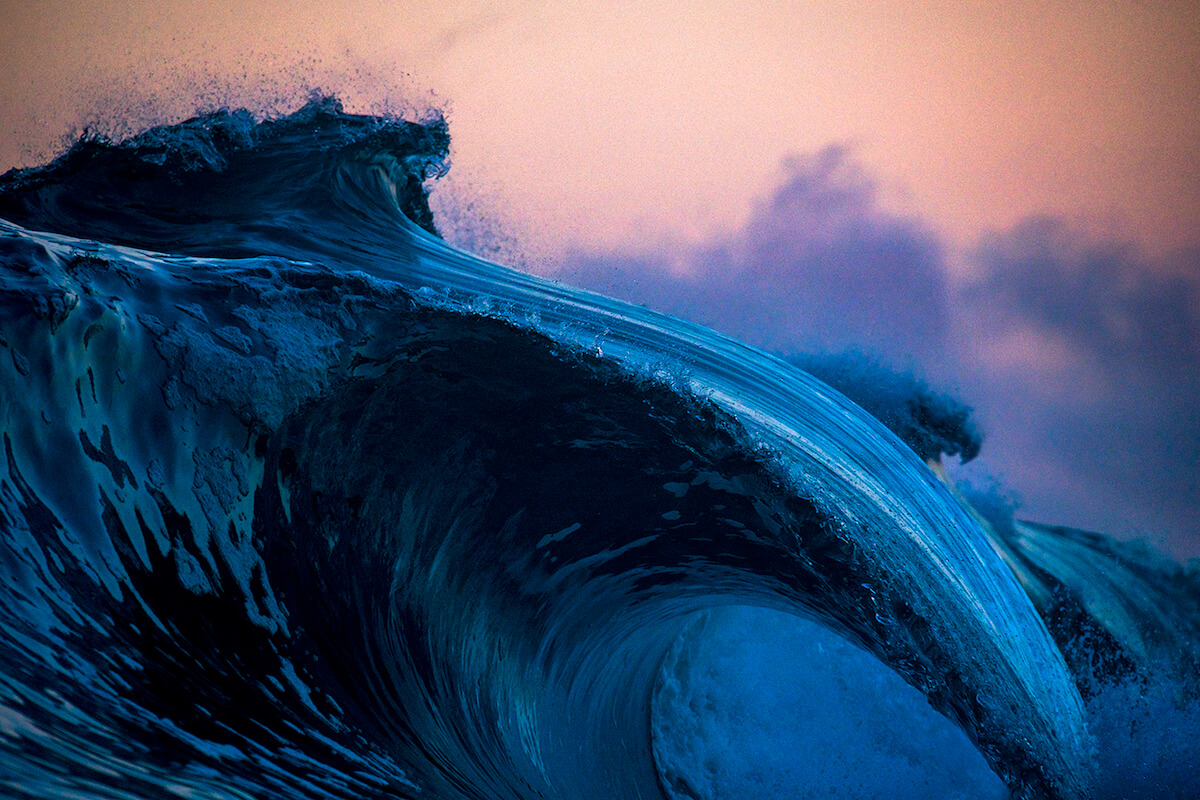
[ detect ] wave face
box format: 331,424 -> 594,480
0,97 -> 1148,799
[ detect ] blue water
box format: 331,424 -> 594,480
0,97 -> 1196,799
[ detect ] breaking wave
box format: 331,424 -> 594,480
1,97 -> 1195,799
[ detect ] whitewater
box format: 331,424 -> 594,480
0,98 -> 1197,799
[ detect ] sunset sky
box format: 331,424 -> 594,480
2,1 -> 1198,556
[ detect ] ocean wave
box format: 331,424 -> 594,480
1,96 -> 1191,799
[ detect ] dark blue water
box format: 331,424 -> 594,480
1,98 -> 1196,799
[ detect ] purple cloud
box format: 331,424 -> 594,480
959,218 -> 1200,555
564,144 -> 950,366
558,149 -> 1200,557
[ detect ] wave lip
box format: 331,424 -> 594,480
0,99 -> 1102,799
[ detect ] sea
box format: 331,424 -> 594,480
1,97 -> 1197,799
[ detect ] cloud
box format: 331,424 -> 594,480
957,217 -> 1200,553
966,217 -> 1200,389
563,144 -> 950,366
557,151 -> 1200,557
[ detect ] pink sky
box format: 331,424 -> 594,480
2,1 -> 1198,262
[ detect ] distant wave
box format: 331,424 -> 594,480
1,97 -> 1193,799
